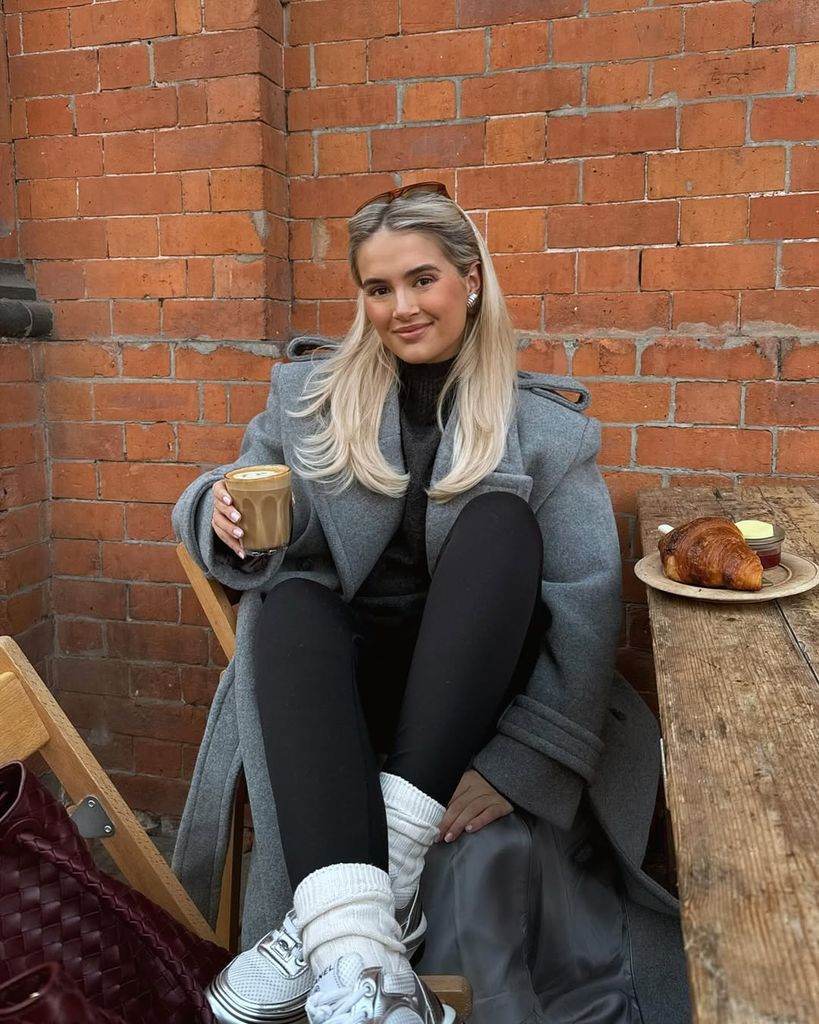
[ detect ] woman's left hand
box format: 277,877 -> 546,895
437,769 -> 513,844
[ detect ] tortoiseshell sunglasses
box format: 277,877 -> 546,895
353,181 -> 451,214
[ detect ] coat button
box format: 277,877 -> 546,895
299,558 -> 313,572
609,707 -> 626,722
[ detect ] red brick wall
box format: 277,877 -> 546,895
5,0 -> 819,815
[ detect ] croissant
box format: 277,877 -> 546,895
658,516 -> 763,591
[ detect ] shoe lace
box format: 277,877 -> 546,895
306,976 -> 377,1024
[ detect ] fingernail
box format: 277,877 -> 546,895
233,528 -> 243,538
222,495 -> 232,504
444,832 -> 453,843
239,549 -> 246,560
465,825 -> 473,832
230,511 -> 240,522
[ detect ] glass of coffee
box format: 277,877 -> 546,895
223,465 -> 293,555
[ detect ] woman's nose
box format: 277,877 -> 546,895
393,288 -> 419,318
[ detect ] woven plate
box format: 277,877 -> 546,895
634,551 -> 819,603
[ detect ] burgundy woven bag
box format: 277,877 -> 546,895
0,962 -> 127,1024
0,761 -> 230,1024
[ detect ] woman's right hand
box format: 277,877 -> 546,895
211,479 -> 245,559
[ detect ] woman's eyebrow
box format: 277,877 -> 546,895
361,264 -> 441,287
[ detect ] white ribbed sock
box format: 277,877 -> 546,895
293,862 -> 408,977
380,773 -> 445,910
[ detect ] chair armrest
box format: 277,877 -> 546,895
176,543 -> 237,661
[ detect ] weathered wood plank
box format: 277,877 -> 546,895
637,486 -> 819,1024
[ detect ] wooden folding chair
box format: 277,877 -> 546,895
0,634 -> 216,944
177,543 -> 473,1021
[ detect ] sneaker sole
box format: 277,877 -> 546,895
206,981 -> 308,1024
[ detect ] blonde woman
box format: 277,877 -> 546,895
173,185 -> 686,1024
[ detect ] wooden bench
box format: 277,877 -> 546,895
637,485 -> 819,1023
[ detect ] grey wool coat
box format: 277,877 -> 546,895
172,346 -> 688,1019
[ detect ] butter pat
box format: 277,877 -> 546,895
735,519 -> 775,540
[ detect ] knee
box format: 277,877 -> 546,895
456,492 -> 541,555
257,577 -> 341,635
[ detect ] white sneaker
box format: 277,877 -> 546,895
305,953 -> 456,1024
206,896 -> 427,1024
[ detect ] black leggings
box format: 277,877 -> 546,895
253,492 -> 544,889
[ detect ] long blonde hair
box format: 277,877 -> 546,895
291,192 -> 518,503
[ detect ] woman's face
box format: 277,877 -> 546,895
356,229 -> 480,364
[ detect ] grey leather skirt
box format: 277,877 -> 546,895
416,800 -> 645,1024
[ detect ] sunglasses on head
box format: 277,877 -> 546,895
354,181 -> 451,215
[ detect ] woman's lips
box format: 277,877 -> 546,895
394,323 -> 431,340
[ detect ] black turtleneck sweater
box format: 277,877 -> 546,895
351,356 -> 455,622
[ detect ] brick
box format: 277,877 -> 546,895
598,426 -> 631,466
159,213 -> 265,255
99,44 -> 151,90
685,2 -> 753,51
53,538 -> 100,577
128,583 -> 179,623
755,0 -> 819,44
125,502 -> 175,542
554,9 -> 681,62
545,292 -> 669,332
516,340 -> 568,374
653,49 -> 789,100
778,431 -> 819,474
17,135 -> 102,179
54,656 -> 130,700
206,75 -> 262,123
587,62 -> 650,107
3,588 -> 47,635
104,133 -> 155,175
79,175 -> 181,216
180,172 -> 210,213
371,123 -> 483,171
490,22 -> 548,69
76,88 -> 177,134
750,194 -> 819,240
52,500 -> 124,540
175,345 -> 272,381
175,0 -> 201,33
44,342 -> 118,378
781,243 -> 819,287
107,219 -> 159,258
290,173 -> 394,218
99,463 -> 196,504
293,261 -> 355,300
746,382 -> 819,426
487,209 -> 546,253
94,382 -> 198,422
102,542 -> 186,584
2,425 -> 43,464
485,114 -> 546,164
123,345 -> 171,377
107,619 -> 207,664
25,180 -> 78,221
177,83 -> 208,126
550,202 -> 677,248
206,0 -> 283,36
792,147 -> 819,191
463,69 -> 581,118
578,250 -> 640,293
50,422 -> 123,460
458,164 -> 578,210
133,736 -> 181,777
21,219 -> 107,260
1,505 -> 45,553
588,382 -> 670,423
548,109 -> 676,158
52,462 -> 97,500
460,0 -> 581,27
649,148 -> 786,198
782,339 -> 819,380
680,197 -> 748,243
47,380 -> 93,420
155,123 -> 262,172
3,543 -> 49,592
493,252 -> 575,295
401,82 -> 456,124
9,50 -> 97,98
573,338 -> 636,376
210,167 -> 265,210
752,96 -> 819,142
125,422 -> 176,462
289,84 -> 396,131
641,337 -> 776,379
0,382 -> 38,424
113,301 -> 161,336
70,0 -> 174,46
58,619 -> 104,656
642,240 -> 778,290
287,133 -> 313,177
796,42 -> 819,91
228,382 -> 268,423
583,155 -> 645,203
202,383 -> 228,422
401,0 -> 456,31
601,471 -> 662,516
84,259 -> 187,299
54,299 -> 114,341
637,426 -> 772,472
180,664 -> 220,703
504,296 -> 541,331
177,423 -> 244,463
369,30 -> 484,80
285,47 -> 310,92
0,345 -> 33,382
289,0 -> 398,44
162,298 -> 268,340
680,100 -> 746,150
676,381 -> 741,424
26,97 -> 72,136
313,41 -> 365,86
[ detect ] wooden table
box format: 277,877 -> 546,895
637,485 -> 819,1024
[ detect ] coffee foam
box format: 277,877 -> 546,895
231,468 -> 284,480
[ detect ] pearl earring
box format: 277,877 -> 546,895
466,291 -> 479,311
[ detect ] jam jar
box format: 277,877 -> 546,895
735,520 -> 786,569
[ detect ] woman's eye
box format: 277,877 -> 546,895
368,286 -> 389,297
416,276 -> 435,287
